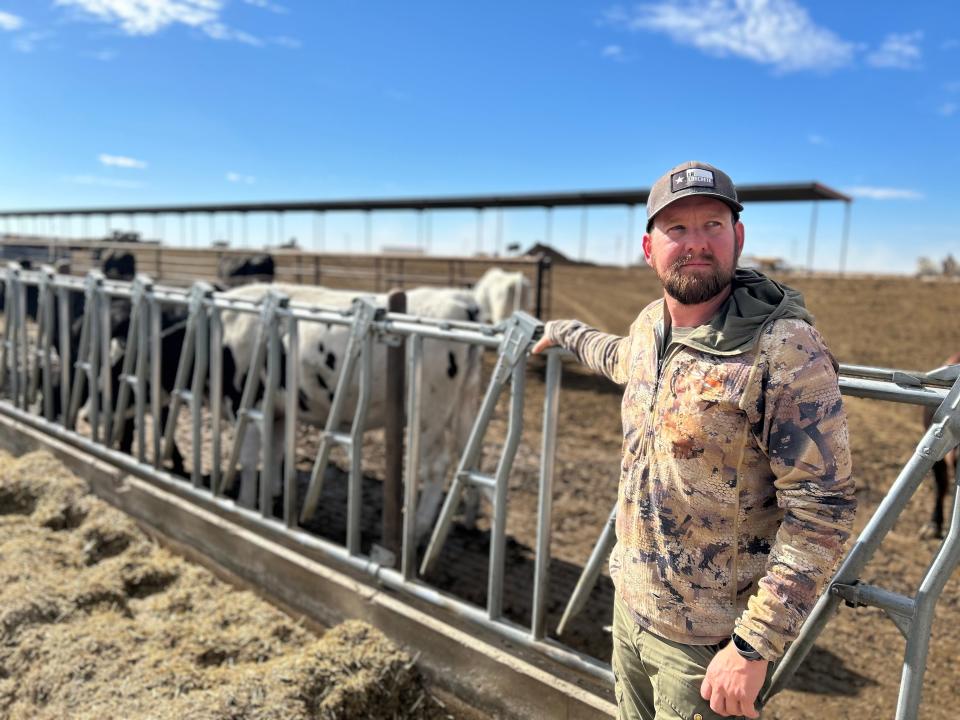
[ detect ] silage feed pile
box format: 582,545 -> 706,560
0,450 -> 459,720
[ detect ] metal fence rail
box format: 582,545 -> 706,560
0,262 -> 957,718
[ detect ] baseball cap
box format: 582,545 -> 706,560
646,161 -> 743,229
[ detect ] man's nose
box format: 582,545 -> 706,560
682,227 -> 711,254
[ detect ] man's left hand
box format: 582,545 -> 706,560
700,642 -> 768,718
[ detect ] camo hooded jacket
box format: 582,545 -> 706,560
545,269 -> 855,661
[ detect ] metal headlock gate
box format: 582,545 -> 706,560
0,261 -> 958,719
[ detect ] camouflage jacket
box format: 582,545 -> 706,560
546,301 -> 855,660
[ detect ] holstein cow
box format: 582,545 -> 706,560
37,253 -> 192,474
472,267 -> 533,324
219,283 -> 483,536
920,350 -> 960,539
216,253 -> 275,289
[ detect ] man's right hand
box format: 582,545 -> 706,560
531,336 -> 556,354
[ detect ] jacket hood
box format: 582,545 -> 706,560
669,268 -> 813,356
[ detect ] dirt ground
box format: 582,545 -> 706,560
0,450 -> 474,720
7,264 -> 960,719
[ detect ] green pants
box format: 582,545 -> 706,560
611,594 -> 772,720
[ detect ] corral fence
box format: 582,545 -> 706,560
1,262 -> 957,720
0,237 -> 554,319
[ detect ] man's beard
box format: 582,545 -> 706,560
655,250 -> 737,305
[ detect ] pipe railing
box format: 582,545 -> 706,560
0,262 -> 957,715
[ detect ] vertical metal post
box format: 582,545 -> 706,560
191,299 -> 209,488
401,333 -> 424,580
897,480 -> 960,719
806,201 -> 819,273
150,294 -> 162,466
98,285 -> 113,442
626,205 -> 636,266
347,325 -> 374,554
57,286 -> 71,423
579,207 -> 589,262
134,284 -> 149,462
261,309 -> 280,517
489,357 -> 527,620
496,208 -> 504,257
283,313 -> 299,527
209,306 -> 223,494
532,350 -> 561,639
39,272 -> 55,421
383,291 -> 407,556
14,275 -> 28,408
364,211 -> 372,253
314,211 -> 325,252
475,209 -> 483,254
839,201 -> 852,276
425,212 -> 432,254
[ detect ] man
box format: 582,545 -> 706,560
532,161 -> 855,719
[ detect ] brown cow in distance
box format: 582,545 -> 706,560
920,351 -> 960,539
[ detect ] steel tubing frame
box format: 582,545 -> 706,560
1,263 -> 958,714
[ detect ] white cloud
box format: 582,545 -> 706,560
99,153 -> 147,169
807,133 -> 825,145
605,0 -> 855,72
602,44 -> 625,60
13,30 -> 52,53
55,0 -> 264,45
202,21 -> 261,45
64,174 -> 144,189
226,172 -> 255,184
0,10 -> 23,31
939,102 -> 957,117
942,39 -> 959,51
55,0 -> 222,35
846,186 -> 924,200
243,0 -> 287,14
866,31 -> 923,69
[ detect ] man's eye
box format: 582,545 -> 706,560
668,225 -> 685,233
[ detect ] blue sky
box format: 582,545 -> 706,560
0,1 -> 957,272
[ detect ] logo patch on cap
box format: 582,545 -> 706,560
671,168 -> 715,193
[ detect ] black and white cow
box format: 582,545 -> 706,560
472,267 -> 533,324
216,253 -> 275,289
218,282 -> 484,535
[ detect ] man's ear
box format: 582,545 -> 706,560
735,221 -> 745,256
642,233 -> 653,264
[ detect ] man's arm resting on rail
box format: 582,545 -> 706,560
532,319 -> 631,385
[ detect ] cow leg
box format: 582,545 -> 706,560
921,459 -> 949,539
237,421 -> 261,509
413,419 -> 453,543
159,406 -> 187,477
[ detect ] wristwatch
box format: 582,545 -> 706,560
731,633 -> 764,661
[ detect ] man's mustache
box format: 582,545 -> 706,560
670,252 -> 717,272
